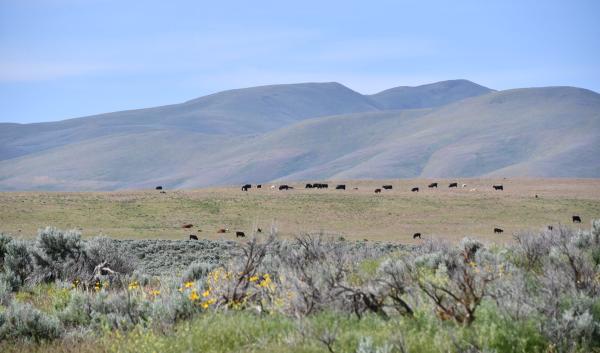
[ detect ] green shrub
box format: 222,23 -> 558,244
3,241 -> 33,289
0,233 -> 12,269
181,261 -> 214,282
0,302 -> 62,342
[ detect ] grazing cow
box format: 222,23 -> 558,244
547,225 -> 554,231
411,187 -> 419,192
257,228 -> 262,233
353,187 -> 358,190
305,183 -> 313,189
461,184 -> 467,188
336,184 -> 346,190
160,190 -> 166,194
182,224 -> 193,229
382,185 -> 393,190
313,183 -> 329,189
279,185 -> 290,190
535,194 -> 539,199
270,185 -> 276,189
217,228 -> 229,233
257,184 -> 262,189
413,233 -> 422,239
428,182 -> 438,188
155,186 -> 163,190
449,182 -> 458,188
469,188 -> 477,192
242,184 -> 251,191
374,188 -> 382,193
493,185 -> 504,191
572,215 -> 582,223
189,234 -> 198,240
236,231 -> 246,238
494,228 -> 504,234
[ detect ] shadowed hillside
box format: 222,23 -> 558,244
1,81 -> 598,190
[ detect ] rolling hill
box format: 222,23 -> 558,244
1,80 -> 598,190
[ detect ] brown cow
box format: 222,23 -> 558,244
182,224 -> 193,229
428,182 -> 438,188
217,228 -> 229,233
374,188 -> 382,193
413,233 -> 422,239
189,234 -> 198,240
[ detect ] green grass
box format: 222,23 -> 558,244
3,308 -> 551,353
1,179 -> 599,243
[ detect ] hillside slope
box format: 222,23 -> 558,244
0,82 -> 598,190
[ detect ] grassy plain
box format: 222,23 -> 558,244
1,178 -> 599,243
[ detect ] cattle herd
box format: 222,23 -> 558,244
155,182 -> 585,242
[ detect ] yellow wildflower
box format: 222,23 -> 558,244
189,290 -> 200,301
202,290 -> 210,297
258,274 -> 272,288
249,275 -> 259,282
150,289 -> 161,296
184,281 -> 194,289
128,281 -> 139,290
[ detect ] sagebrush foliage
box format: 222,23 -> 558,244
0,223 -> 599,353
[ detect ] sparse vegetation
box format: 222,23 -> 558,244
1,179 -> 599,243
0,221 -> 599,352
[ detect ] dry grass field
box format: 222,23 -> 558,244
1,178 -> 599,244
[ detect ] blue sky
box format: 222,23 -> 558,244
1,0 -> 599,123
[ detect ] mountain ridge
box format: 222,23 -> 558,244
1,80 -> 598,190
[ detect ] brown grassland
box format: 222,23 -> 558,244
1,178 -> 599,244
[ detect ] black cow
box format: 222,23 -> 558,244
428,182 -> 438,188
313,183 -> 328,189
242,184 -> 251,191
305,183 -> 313,189
494,228 -> 504,234
413,233 -> 422,239
411,187 -> 419,192
257,228 -> 262,233
493,185 -> 504,191
374,188 -> 382,193
236,231 -> 246,238
449,182 -> 458,188
547,225 -> 554,231
336,184 -> 346,190
160,190 -> 166,194
155,186 -> 163,190
572,215 -> 582,223
279,185 -> 290,190
189,234 -> 198,240
256,184 -> 262,189
382,185 -> 393,190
